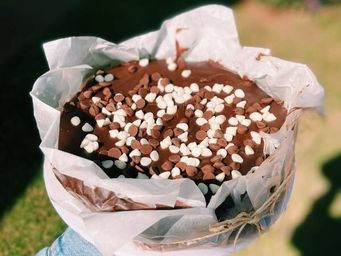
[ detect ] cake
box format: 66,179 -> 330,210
59,58 -> 287,202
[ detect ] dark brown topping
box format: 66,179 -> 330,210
59,59 -> 287,186
149,138 -> 159,148
227,145 -> 238,154
151,72 -> 161,81
169,155 -> 181,163
128,65 -> 138,73
203,172 -> 215,180
203,110 -> 213,119
162,114 -> 173,122
128,125 -> 138,136
163,129 -> 173,138
175,162 -> 186,171
140,144 -> 153,155
221,166 -> 232,175
237,125 -> 248,135
108,148 -> 121,159
160,78 -> 169,86
196,130 -> 207,141
131,139 -> 141,150
185,109 -> 194,118
261,97 -> 273,104
114,93 -> 125,102
136,99 -> 146,109
185,166 -> 198,177
229,162 -> 241,170
161,161 -> 173,171
151,129 -> 161,139
109,122 -> 120,130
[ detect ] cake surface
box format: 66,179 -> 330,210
59,58 -> 287,198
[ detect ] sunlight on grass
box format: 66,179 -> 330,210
0,171 -> 66,256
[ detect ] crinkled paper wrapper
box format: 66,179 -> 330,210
30,5 -> 324,256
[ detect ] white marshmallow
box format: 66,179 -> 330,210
71,116 -> 81,126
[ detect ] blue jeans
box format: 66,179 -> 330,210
36,228 -> 102,256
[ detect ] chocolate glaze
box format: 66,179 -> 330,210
59,60 -> 287,201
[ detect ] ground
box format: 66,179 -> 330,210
0,1 -> 340,255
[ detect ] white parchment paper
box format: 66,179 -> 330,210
31,5 -> 324,256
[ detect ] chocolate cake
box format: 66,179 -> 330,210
59,58 -> 287,201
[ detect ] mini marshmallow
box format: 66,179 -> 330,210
224,94 -> 235,104
135,110 -> 144,119
139,58 -> 149,67
249,112 -> 263,122
109,129 -> 119,138
71,116 -> 81,126
171,167 -> 181,177
223,85 -> 233,94
167,62 -> 177,71
115,140 -> 126,147
176,123 -> 189,131
165,84 -> 174,93
82,123 -> 93,132
201,148 -> 213,157
178,132 -> 188,142
236,100 -> 247,108
129,149 -> 141,158
263,112 -> 277,122
215,172 -> 225,182
190,83 -> 199,92
169,145 -> 180,154
157,109 -> 166,118
115,160 -> 127,170
95,75 -> 104,83
231,153 -> 244,163
91,96 -> 101,104
212,83 -> 224,93
140,157 -> 152,167
191,147 -> 202,158
166,57 -> 175,64
261,105 -> 271,113
241,118 -> 252,127
180,143 -> 191,156
224,133 -> 233,142
214,104 -> 224,113
104,73 -> 114,82
209,184 -> 220,194
159,171 -> 171,179
228,117 -> 238,126
150,150 -> 159,161
198,183 -> 208,195
181,69 -> 191,78
85,134 -> 98,141
217,148 -> 227,158
196,117 -> 207,126
140,138 -> 149,145
194,109 -> 203,118
245,145 -> 255,155
234,89 -> 245,98
119,153 -> 128,162
102,160 -> 114,169
132,94 -> 142,102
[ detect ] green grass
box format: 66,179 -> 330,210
1,1 -> 341,255
0,171 -> 66,256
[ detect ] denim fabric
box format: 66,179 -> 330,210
36,228 -> 102,256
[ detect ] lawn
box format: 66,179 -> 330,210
1,1 -> 340,255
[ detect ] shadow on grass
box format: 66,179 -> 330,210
292,154 -> 341,255
0,0 -> 238,220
